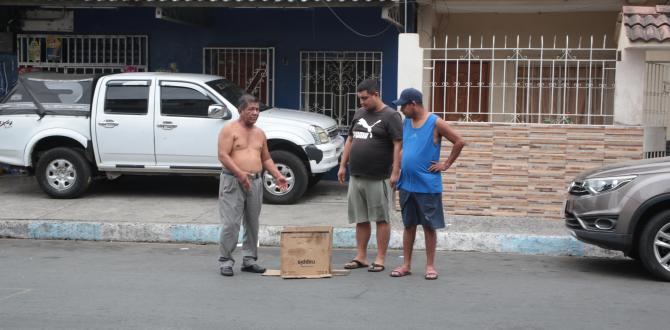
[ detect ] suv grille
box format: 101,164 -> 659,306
564,210 -> 618,231
564,211 -> 582,230
569,181 -> 589,196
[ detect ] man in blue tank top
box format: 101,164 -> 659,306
390,88 -> 465,280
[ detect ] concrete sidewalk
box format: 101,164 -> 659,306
0,175 -> 622,258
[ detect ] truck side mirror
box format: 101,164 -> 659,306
208,104 -> 232,120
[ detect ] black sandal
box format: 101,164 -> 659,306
368,263 -> 385,272
344,259 -> 369,269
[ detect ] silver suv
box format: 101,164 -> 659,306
565,157 -> 670,281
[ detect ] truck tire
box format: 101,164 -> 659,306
35,147 -> 93,199
638,209 -> 670,282
308,173 -> 324,188
263,150 -> 308,204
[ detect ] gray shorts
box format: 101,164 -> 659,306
347,176 -> 393,224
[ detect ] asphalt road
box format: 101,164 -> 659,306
1,239 -> 667,330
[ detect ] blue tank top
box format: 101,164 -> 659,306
397,114 -> 442,193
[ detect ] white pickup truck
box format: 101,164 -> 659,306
0,72 -> 344,204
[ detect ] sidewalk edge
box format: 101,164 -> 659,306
0,220 -> 624,258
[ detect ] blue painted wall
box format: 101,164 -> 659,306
74,7 -> 401,109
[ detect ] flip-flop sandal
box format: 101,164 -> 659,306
368,263 -> 385,272
344,259 -> 369,269
424,271 -> 439,280
390,267 -> 412,277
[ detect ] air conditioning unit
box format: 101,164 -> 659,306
22,9 -> 74,32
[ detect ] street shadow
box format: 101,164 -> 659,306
88,175 -> 345,201
560,256 -> 659,282
87,175 -> 219,198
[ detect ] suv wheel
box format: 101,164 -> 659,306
262,150 -> 308,204
35,147 -> 93,199
638,209 -> 670,282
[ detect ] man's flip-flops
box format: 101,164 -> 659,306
344,259 -> 369,269
368,263 -> 385,272
390,267 -> 412,277
425,271 -> 439,280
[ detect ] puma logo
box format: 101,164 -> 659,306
353,118 -> 381,139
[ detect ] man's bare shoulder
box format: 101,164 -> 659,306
221,121 -> 242,134
252,126 -> 267,138
434,116 -> 451,128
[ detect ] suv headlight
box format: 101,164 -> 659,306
310,125 -> 330,144
583,175 -> 637,195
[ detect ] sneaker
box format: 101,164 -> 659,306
220,266 -> 234,277
241,264 -> 266,274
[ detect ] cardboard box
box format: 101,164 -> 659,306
280,226 -> 333,279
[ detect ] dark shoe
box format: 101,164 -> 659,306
220,266 -> 234,277
241,264 -> 266,274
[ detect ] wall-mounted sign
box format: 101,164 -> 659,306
46,36 -> 62,61
28,39 -> 41,62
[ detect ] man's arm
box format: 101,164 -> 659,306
260,131 -> 288,190
428,118 -> 466,172
390,139 -> 402,189
337,136 -> 353,184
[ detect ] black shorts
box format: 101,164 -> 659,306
399,189 -> 445,230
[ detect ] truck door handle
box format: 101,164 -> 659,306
157,121 -> 178,130
97,120 -> 119,128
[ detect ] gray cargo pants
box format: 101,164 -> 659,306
218,171 -> 263,268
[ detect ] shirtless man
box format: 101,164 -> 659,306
217,94 -> 287,277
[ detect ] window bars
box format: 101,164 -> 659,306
424,35 -> 617,125
300,51 -> 382,129
203,47 -> 275,107
643,63 -> 670,158
17,34 -> 148,74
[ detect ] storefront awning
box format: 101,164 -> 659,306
0,0 -> 399,8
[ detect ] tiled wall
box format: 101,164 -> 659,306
442,123 -> 644,219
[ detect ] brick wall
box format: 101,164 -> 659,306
441,123 -> 644,219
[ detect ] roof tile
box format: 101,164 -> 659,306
623,6 -> 670,42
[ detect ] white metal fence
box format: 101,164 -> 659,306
17,34 -> 148,74
424,35 -> 617,125
203,47 -> 275,107
643,63 -> 670,132
300,51 -> 382,129
643,62 -> 670,158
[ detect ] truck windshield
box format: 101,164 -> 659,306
205,79 -> 271,111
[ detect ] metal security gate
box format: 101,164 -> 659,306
17,34 -> 148,73
300,51 -> 382,129
643,62 -> 670,158
425,35 -> 617,125
203,47 -> 275,107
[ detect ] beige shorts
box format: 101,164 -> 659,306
347,176 -> 393,224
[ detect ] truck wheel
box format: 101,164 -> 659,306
638,209 -> 670,282
308,173 -> 324,188
35,147 -> 93,199
263,150 -> 308,204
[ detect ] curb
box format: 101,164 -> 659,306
0,220 -> 624,258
